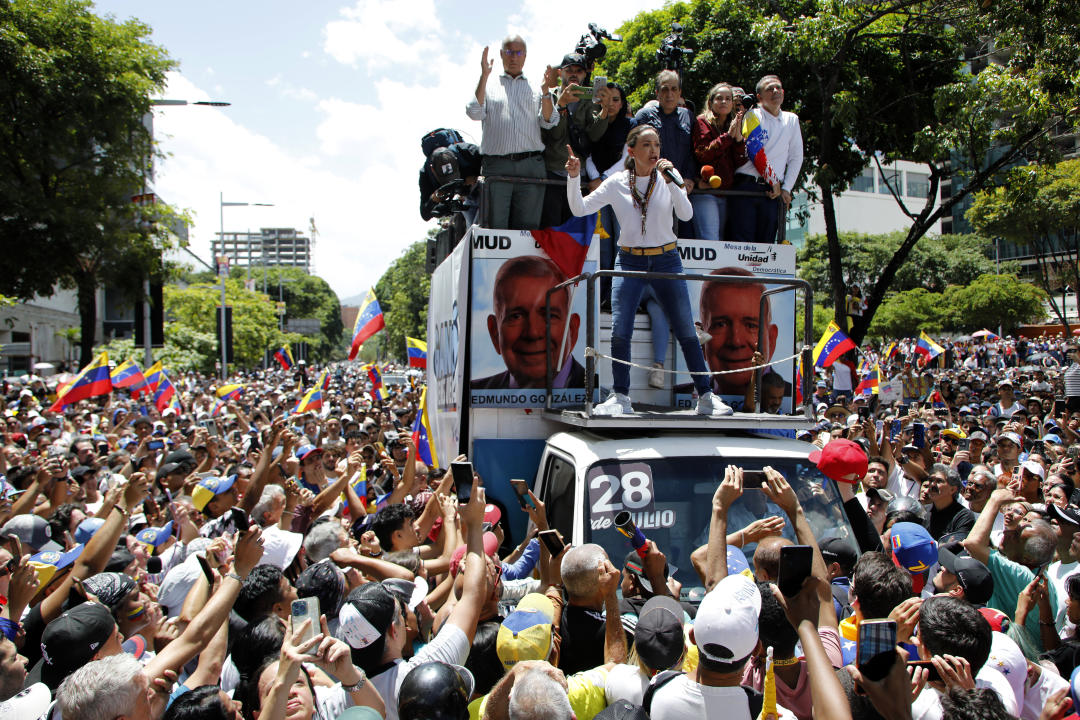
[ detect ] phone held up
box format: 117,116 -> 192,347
857,619 -> 897,683
509,478 -> 535,510
777,544 -> 813,598
451,461 -> 474,504
291,597 -> 321,645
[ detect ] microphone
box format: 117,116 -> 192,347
661,166 -> 684,187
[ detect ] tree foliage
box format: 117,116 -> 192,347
967,160 -> 1080,331
164,280 -> 300,370
599,0 -> 1078,344
374,239 -> 430,361
797,232 -> 1001,304
0,0 -> 178,364
231,267 -> 344,362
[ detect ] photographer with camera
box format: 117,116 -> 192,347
539,53 -> 614,228
730,75 -> 804,244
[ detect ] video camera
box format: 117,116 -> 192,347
656,22 -> 694,73
575,22 -> 622,68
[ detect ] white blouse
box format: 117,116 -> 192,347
567,170 -> 692,249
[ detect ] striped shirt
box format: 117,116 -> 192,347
1065,362 -> 1080,397
466,72 -> 557,155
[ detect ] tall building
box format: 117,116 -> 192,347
212,227 -> 313,272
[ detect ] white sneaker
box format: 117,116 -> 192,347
648,362 -> 664,389
697,391 -> 734,416
594,392 -> 633,416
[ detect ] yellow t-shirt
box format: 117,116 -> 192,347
469,667 -> 609,720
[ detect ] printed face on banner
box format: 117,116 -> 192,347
673,241 -> 797,412
470,231 -> 597,408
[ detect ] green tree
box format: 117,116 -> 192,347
0,0 -> 178,365
164,280 -> 299,369
967,160 -> 1080,331
238,267 -> 344,362
374,239 -> 430,360
797,232 -> 1000,303
95,324 -> 217,374
941,274 -> 1047,334
865,288 -> 945,340
600,0 -> 1077,343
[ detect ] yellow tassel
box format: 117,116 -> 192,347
760,646 -> 778,720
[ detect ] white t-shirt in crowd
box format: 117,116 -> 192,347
1047,559 -> 1079,630
649,675 -> 794,720
370,624 -> 469,720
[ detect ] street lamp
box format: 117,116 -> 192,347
139,98 -> 231,368
219,193 -> 274,379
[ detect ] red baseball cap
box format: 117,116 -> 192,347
808,439 -> 867,484
450,531 -> 500,576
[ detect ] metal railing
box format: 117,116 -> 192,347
543,270 -> 815,417
478,176 -> 788,243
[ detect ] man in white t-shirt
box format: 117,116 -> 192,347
1047,504 -> 1080,629
990,381 -> 1023,418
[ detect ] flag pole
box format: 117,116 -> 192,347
554,284 -> 577,377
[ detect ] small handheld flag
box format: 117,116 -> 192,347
152,370 -> 177,412
50,352 -> 112,412
812,322 -> 856,368
411,386 -> 439,468
855,364 -> 881,395
349,289 -> 385,361
274,346 -> 295,371
293,384 -> 323,414
110,359 -> 150,398
143,361 -> 165,395
915,331 -> 944,362
406,337 -> 428,369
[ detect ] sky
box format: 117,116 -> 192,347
92,0 -> 659,302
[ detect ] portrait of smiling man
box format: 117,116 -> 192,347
471,255 -> 585,390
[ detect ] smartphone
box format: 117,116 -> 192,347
906,659 -> 942,684
229,506 -> 250,533
538,529 -> 565,556
777,544 -> 813,597
890,419 -> 902,440
858,406 -> 870,420
857,620 -> 898,682
291,597 -> 321,645
958,438 -> 970,451
451,461 -> 474,504
912,422 -> 926,449
1054,398 -> 1066,417
741,470 -> 768,488
509,478 -> 535,510
576,84 -> 593,100
875,420 -> 884,438
147,439 -> 164,450
200,419 -> 218,437
46,445 -> 64,459
897,404 -> 908,416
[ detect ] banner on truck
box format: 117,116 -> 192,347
469,229 -> 598,409
672,240 -> 798,413
427,235 -> 470,467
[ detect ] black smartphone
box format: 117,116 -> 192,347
538,529 -> 564,555
1054,398 -> 1066,417
906,659 -> 942,683
230,506 -> 250,533
509,478 -> 535,510
451,461 -> 473,504
777,544 -> 813,597
741,470 -> 768,488
147,439 -> 164,450
897,404 -> 908,416
958,438 -> 970,451
890,419 -> 902,440
858,619 -> 898,682
912,422 -> 926,449
858,406 -> 870,420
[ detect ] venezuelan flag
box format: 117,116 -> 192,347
812,321 -> 857,368
741,112 -> 781,187
915,331 -> 944,362
406,337 -> 427,369
50,352 -> 112,412
411,386 -> 439,468
274,345 -> 294,370
530,213 -> 596,279
884,341 -> 899,362
111,359 -> 150,398
152,371 -> 176,412
216,383 -> 244,401
794,359 -> 803,405
143,361 -> 165,394
318,370 -> 330,392
293,384 -> 323,414
348,289 -> 385,361
210,398 -> 226,417
855,364 -> 880,395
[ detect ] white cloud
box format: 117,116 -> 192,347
323,0 -> 445,70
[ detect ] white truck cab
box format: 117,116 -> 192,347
534,430 -> 855,600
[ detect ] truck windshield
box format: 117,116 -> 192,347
581,456 -> 855,603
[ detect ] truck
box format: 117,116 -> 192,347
424,218 -> 857,596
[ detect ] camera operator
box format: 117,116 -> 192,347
633,70 -> 699,239
730,75 -> 804,244
539,53 -> 614,228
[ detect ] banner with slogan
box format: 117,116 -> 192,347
468,228 -> 598,409
426,235 -> 470,466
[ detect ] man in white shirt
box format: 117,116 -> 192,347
466,35 -> 558,230
730,75 -> 803,244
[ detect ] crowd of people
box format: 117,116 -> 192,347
0,329 -> 1077,720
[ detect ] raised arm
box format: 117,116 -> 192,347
705,465 -> 743,590
962,487 -> 1015,565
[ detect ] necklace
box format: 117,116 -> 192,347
628,166 -> 658,237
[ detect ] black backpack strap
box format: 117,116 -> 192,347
742,685 -> 764,718
642,670 -> 684,714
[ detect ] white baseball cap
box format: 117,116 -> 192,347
692,574 -> 761,663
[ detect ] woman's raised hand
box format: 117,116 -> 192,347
565,145 -> 580,178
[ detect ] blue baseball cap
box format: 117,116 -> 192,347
1042,434 -> 1063,445
73,517 -> 105,545
295,444 -> 323,463
192,474 -> 238,511
135,521 -> 174,551
890,522 -> 937,592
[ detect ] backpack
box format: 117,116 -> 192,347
641,670 -> 763,718
427,146 -> 462,187
421,128 -> 464,159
